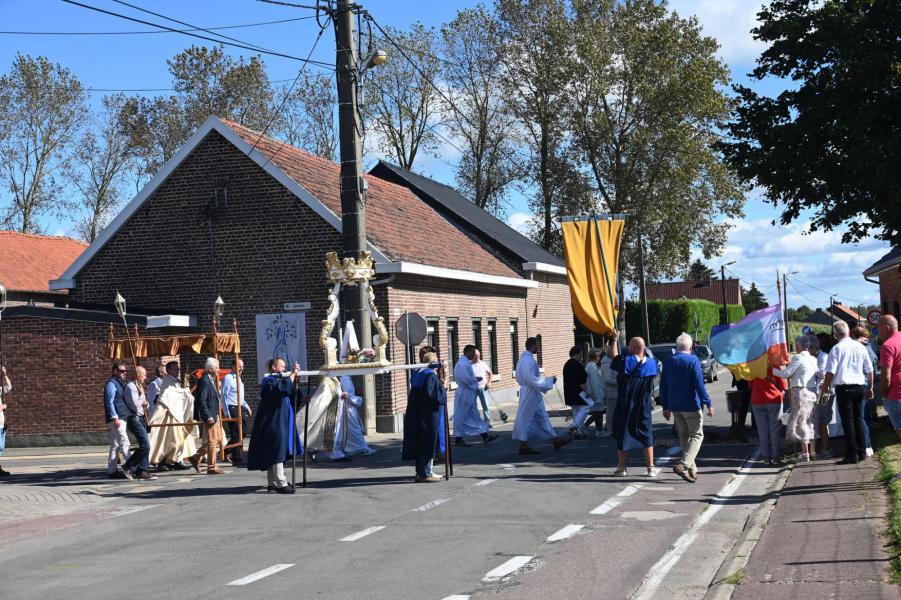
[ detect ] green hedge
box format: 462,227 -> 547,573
624,299 -> 745,345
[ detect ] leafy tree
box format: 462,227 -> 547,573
687,259 -> 715,282
122,45 -> 275,181
723,0 -> 901,244
496,0 -> 581,250
276,71 -> 337,161
440,5 -> 520,215
567,0 -> 744,283
364,23 -> 443,170
67,94 -> 133,242
743,282 -> 768,312
0,53 -> 87,232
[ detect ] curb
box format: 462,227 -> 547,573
702,459 -> 794,600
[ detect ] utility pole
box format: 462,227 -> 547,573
720,265 -> 729,325
335,0 -> 375,428
637,228 -> 650,344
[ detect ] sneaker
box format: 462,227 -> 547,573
137,471 -> 158,481
644,466 -> 659,478
121,469 -> 134,481
612,467 -> 628,477
415,475 -> 443,483
688,467 -> 698,481
866,447 -> 874,457
673,463 -> 695,483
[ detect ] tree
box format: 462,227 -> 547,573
68,94 -> 133,242
687,259 -> 715,282
364,23 -> 443,170
496,0 -> 581,250
276,71 -> 337,161
0,53 -> 87,232
440,5 -> 520,215
743,282 -> 768,312
122,45 -> 275,181
723,0 -> 901,245
567,0 -> 745,283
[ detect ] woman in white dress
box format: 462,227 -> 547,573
774,335 -> 819,461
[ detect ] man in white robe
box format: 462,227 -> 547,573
453,345 -> 497,447
513,337 -> 572,455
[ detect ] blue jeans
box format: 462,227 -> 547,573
416,458 -> 434,479
124,415 -> 150,474
860,398 -> 871,448
477,389 -> 490,423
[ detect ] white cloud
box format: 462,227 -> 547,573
668,0 -> 769,67
507,211 -> 532,235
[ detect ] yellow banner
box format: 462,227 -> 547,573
561,218 -> 624,335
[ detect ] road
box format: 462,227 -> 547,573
0,373 -> 786,600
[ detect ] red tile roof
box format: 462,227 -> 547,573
0,231 -> 87,292
221,120 -> 520,280
832,303 -> 862,322
647,278 -> 742,305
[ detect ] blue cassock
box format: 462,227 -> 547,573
611,354 -> 659,452
247,374 -> 303,471
401,368 -> 446,462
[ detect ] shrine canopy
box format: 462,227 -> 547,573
107,332 -> 240,359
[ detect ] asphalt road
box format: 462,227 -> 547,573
0,373 -> 784,600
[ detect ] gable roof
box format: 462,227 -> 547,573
864,246 -> 901,277
831,303 -> 862,322
0,231 -> 87,293
52,117 -> 530,291
646,278 -> 742,305
369,161 -> 565,274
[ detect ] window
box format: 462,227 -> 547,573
472,318 -> 483,352
510,320 -> 519,369
447,319 -> 459,372
487,319 -> 498,373
536,334 -> 544,368
426,318 -> 439,352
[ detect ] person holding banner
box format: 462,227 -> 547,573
610,334 -> 659,477
513,337 -> 572,455
247,358 -> 303,494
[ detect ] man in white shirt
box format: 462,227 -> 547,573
123,366 -> 156,480
822,321 -> 874,464
0,366 -> 11,477
470,349 -> 493,427
221,359 -> 251,465
146,365 -> 166,416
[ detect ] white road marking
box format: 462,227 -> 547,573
483,555 -> 534,582
441,596 -> 471,600
413,498 -> 450,512
498,463 -> 516,470
665,446 -> 681,456
629,452 -> 758,600
339,525 -> 386,542
473,478 -> 498,487
227,564 -> 294,586
547,524 -> 584,542
107,504 -> 162,518
591,484 -> 644,515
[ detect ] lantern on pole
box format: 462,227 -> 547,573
114,291 -> 138,369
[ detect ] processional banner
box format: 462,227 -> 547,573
710,304 -> 790,381
255,313 -> 307,382
561,217 -> 625,335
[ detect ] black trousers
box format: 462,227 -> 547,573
835,384 -> 866,461
226,405 -> 245,463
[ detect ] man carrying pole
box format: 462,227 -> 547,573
247,358 -> 302,494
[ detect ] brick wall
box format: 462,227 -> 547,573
880,268 -> 901,320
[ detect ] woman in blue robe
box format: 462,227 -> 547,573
247,358 -> 302,494
402,352 -> 446,483
611,335 -> 660,478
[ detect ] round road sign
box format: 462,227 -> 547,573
867,309 -> 882,325
802,325 -> 813,335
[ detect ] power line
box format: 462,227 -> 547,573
85,77 -> 301,94
791,275 -> 868,306
0,16 -> 315,35
60,0 -> 333,68
256,0 -> 323,9
246,15 -> 331,168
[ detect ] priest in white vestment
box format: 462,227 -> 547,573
513,337 -> 572,455
452,345 -> 496,447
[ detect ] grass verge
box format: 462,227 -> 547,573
873,417 -> 901,584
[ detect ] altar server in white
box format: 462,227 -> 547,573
452,345 -> 497,447
513,337 -> 572,455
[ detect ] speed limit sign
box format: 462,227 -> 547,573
867,309 -> 882,326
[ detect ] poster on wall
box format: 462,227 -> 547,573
255,312 -> 307,382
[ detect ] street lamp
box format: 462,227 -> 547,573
361,49 -> 388,71
719,261 -> 736,325
214,295 -> 225,322
114,291 -> 137,369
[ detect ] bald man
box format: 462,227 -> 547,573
123,366 -> 156,480
610,333 -> 660,477
879,315 -> 901,441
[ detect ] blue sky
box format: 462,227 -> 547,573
0,0 -> 889,308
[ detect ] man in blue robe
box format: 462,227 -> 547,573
453,345 -> 497,447
247,358 -> 303,494
402,352 -> 445,482
611,335 -> 660,478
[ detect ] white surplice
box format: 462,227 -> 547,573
513,351 -> 557,442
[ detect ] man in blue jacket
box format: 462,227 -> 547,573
660,333 -> 713,483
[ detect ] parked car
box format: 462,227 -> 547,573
693,344 -> 719,383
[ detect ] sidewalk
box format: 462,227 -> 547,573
732,450 -> 898,599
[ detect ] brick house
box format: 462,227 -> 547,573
646,278 -> 742,305
3,116 -> 572,444
864,247 -> 901,321
0,231 -> 87,306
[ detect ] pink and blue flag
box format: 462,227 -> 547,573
710,304 -> 789,381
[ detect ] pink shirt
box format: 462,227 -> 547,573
881,332 -> 901,401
